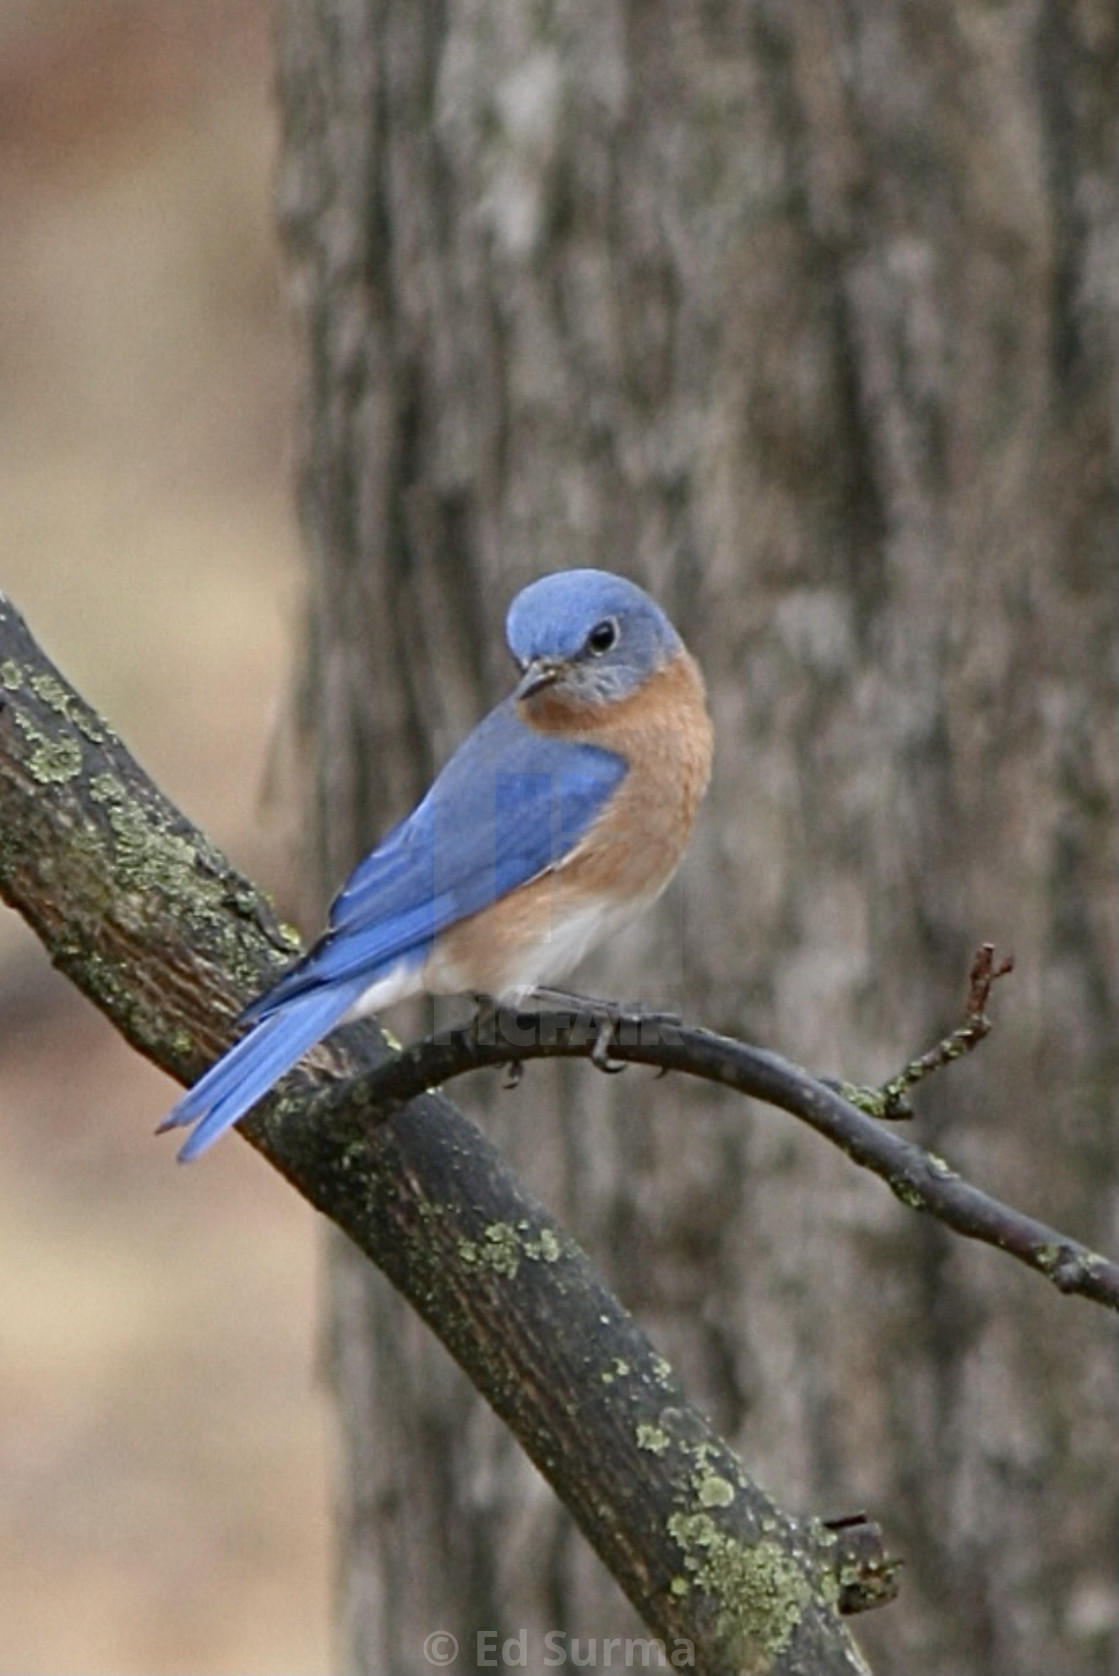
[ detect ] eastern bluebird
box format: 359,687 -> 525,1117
158,568 -> 713,1160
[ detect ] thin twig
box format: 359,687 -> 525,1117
832,942 -> 1016,1121
319,973 -> 1119,1314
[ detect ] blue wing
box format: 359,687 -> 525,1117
251,700 -> 626,1012
159,699 -> 626,1159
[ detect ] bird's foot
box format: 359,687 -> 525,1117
471,989 -> 681,1079
522,986 -> 681,1033
587,1011 -> 627,1074
523,988 -> 681,1073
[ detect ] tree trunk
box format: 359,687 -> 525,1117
276,2 -> 1118,1672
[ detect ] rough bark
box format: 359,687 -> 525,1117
275,2 -> 1118,1672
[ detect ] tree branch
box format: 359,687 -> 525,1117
0,596 -> 883,1675
323,981 -> 1119,1314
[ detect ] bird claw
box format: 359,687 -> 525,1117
474,987 -> 679,1077
590,1014 -> 628,1073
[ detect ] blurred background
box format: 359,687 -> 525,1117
0,4 -> 331,1670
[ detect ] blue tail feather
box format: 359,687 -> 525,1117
160,977 -> 367,1162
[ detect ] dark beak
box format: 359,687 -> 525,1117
515,657 -> 563,700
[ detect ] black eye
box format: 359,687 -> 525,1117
586,618 -> 618,656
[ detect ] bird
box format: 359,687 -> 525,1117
158,567 -> 713,1160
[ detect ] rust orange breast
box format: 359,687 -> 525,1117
521,648 -> 713,902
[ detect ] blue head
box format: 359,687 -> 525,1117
506,569 -> 682,708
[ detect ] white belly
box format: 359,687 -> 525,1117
421,887 -> 659,1002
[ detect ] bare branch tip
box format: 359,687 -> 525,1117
966,941 -> 1015,1019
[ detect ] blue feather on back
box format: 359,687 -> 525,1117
243,700 -> 626,1021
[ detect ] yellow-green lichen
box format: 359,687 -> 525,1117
29,672 -> 107,742
523,1227 -> 562,1263
457,1221 -> 564,1279
168,1024 -> 197,1061
636,1423 -> 670,1456
88,773 -> 198,892
666,1514 -> 813,1664
697,1473 -> 735,1509
458,1222 -> 522,1278
891,1179 -> 928,1212
0,658 -> 23,690
14,710 -> 83,783
832,1080 -> 888,1118
601,1355 -> 632,1386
